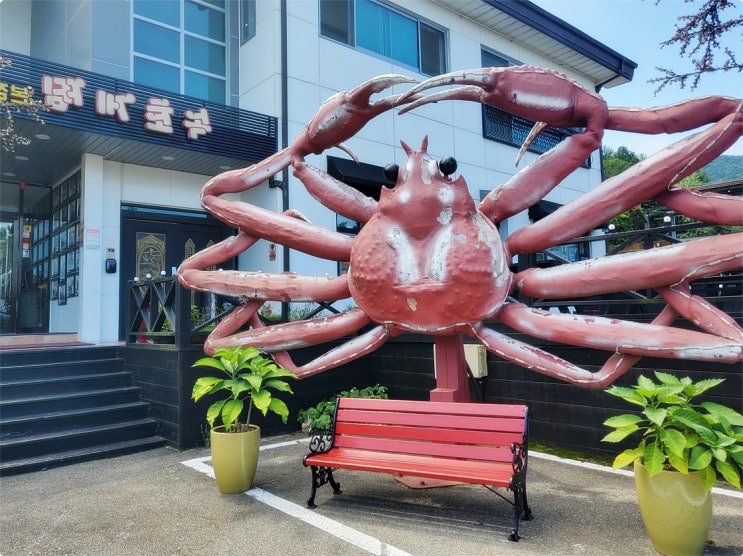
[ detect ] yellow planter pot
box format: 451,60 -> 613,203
633,460 -> 712,556
210,425 -> 260,494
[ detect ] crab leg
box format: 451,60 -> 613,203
473,305 -> 709,389
207,307 -> 394,379
514,233 -> 743,342
653,187 -> 743,226
499,303 -> 742,363
605,96 -> 742,134
506,109 -> 742,254
590,305 -> 680,388
206,196 -> 354,261
472,322 -> 605,387
177,213 -> 351,297
293,161 -> 377,224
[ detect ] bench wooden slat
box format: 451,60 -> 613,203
335,422 -> 522,449
338,398 -> 527,418
305,448 -> 514,486
333,434 -> 514,461
336,408 -> 526,433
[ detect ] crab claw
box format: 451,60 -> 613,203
293,74 -> 419,159
397,69 -> 503,114
399,66 -> 605,124
516,121 -> 548,166
398,66 -> 607,164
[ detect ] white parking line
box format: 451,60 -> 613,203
181,440 -> 412,556
530,451 -> 743,499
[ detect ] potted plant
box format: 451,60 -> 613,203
192,346 -> 295,493
602,371 -> 743,556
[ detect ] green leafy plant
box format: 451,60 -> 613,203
192,346 -> 295,432
191,305 -> 219,331
297,384 -> 388,433
602,371 -> 743,490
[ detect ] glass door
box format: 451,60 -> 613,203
0,182 -> 52,334
0,218 -> 17,333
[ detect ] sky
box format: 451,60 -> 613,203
532,0 -> 743,158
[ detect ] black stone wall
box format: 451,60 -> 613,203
125,329 -> 742,456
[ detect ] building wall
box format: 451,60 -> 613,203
0,0 -> 32,54
55,155 -> 212,343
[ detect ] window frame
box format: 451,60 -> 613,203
240,0 -> 256,45
132,0 -> 228,103
319,0 -> 447,76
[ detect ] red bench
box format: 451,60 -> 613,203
303,398 -> 532,541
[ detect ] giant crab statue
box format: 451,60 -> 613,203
179,66 -> 742,394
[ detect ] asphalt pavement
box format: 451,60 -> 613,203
1,432 -> 741,556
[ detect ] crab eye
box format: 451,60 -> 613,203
383,163 -> 399,184
439,156 -> 457,176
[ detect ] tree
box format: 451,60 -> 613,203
602,145 -> 717,235
602,146 -> 644,179
0,56 -> 47,152
650,0 -> 743,92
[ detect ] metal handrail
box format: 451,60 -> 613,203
126,275 -> 239,347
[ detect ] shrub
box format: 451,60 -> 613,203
297,384 -> 388,433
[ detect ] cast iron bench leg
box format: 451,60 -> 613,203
508,474 -> 531,542
307,465 -> 342,508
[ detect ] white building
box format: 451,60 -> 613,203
0,0 -> 635,344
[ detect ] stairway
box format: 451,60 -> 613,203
0,345 -> 166,476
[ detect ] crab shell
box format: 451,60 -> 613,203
348,138 -> 511,333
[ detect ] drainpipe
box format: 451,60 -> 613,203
594,79 -> 614,184
280,0 -> 290,321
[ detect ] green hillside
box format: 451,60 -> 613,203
702,155 -> 743,183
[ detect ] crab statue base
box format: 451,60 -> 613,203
431,335 -> 471,402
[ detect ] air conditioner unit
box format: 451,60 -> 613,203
432,343 -> 488,379
464,344 -> 488,378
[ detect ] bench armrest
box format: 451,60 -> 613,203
510,441 -> 528,474
307,432 -> 334,455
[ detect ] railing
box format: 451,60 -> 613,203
125,275 -> 239,347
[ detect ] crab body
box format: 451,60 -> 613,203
349,139 -> 510,333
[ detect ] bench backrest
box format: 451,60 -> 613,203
332,398 -> 528,464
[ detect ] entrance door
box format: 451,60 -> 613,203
0,183 -> 52,334
119,205 -> 233,340
0,218 -> 18,333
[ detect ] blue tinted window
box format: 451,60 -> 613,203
357,0 -> 417,68
420,23 -> 445,76
134,19 -> 180,63
134,57 -> 180,94
240,0 -> 256,44
185,71 -> 225,102
133,0 -> 227,102
319,0 -> 352,44
321,0 -> 445,75
133,0 -> 180,27
185,36 -> 225,75
185,1 -> 225,40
